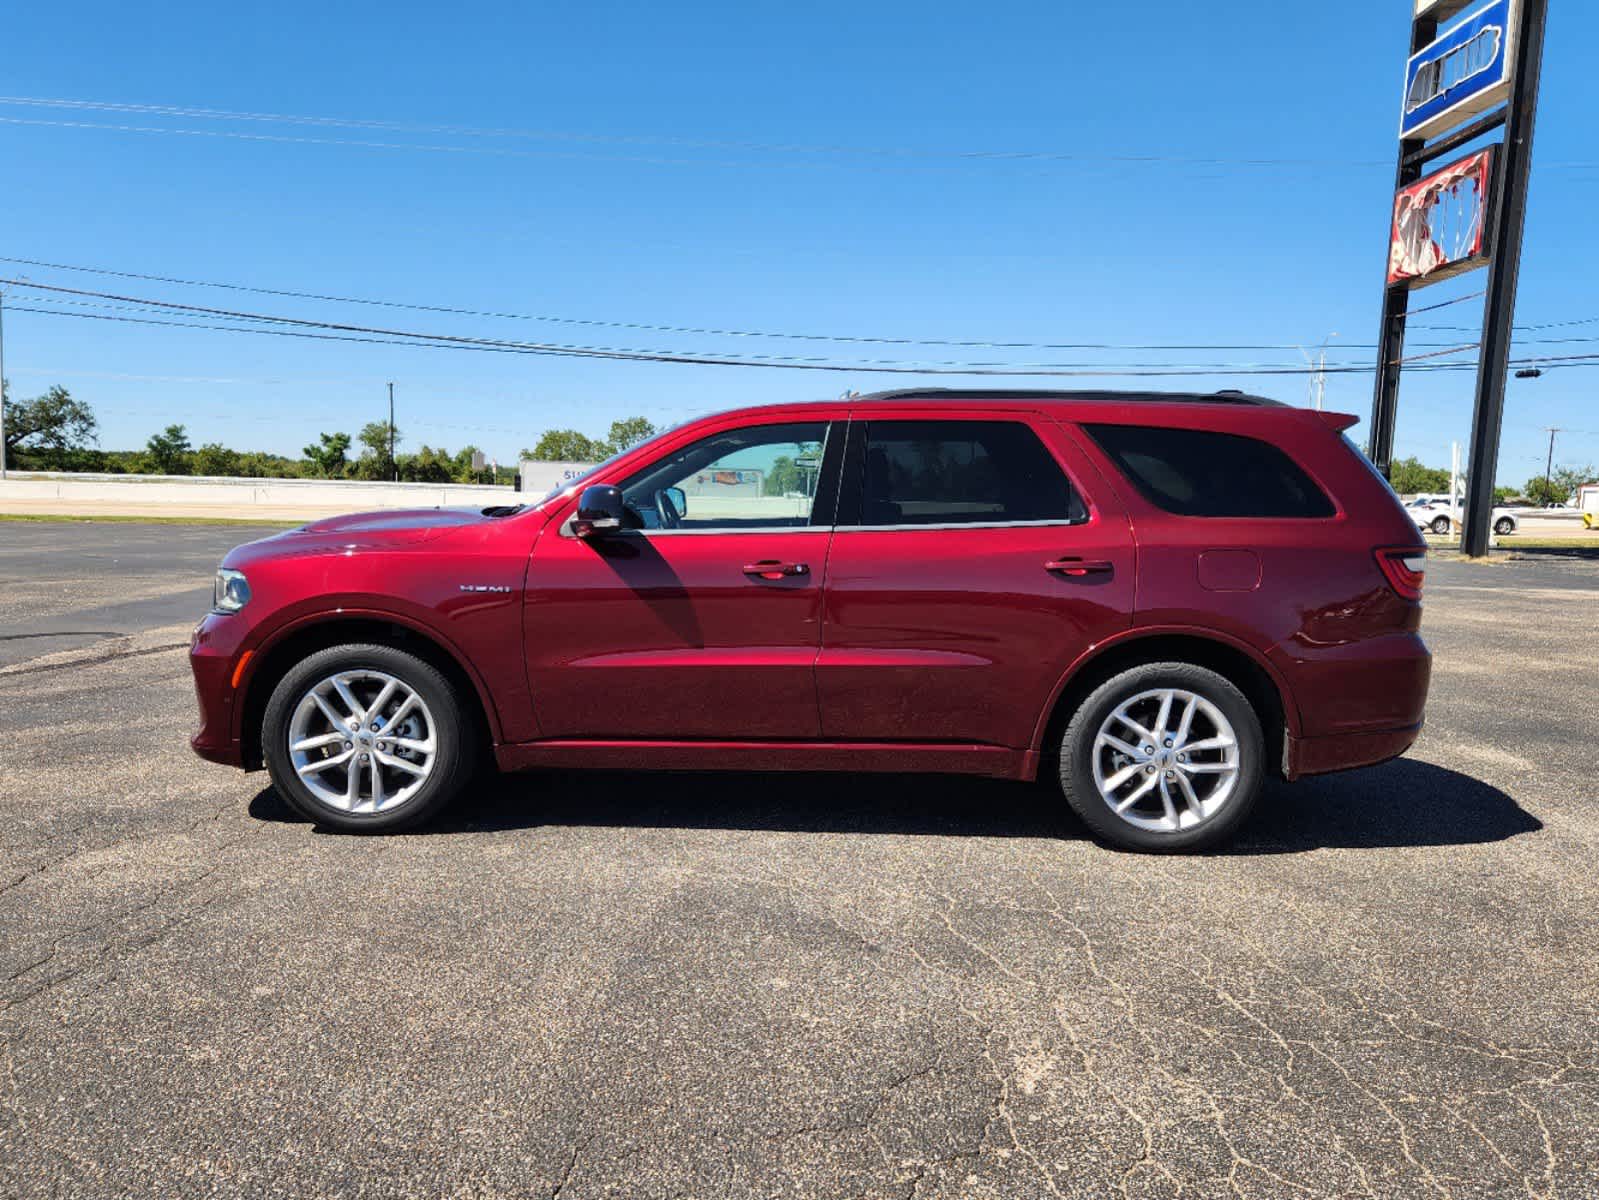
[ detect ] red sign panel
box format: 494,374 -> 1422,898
1388,146 -> 1495,288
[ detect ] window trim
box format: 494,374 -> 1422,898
836,416 -> 1090,531
563,417 -> 847,537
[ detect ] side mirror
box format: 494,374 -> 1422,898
573,485 -> 625,537
664,486 -> 687,516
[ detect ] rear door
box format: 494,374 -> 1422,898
815,411 -> 1134,746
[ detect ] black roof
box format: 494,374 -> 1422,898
855,387 -> 1284,407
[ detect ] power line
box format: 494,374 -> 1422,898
3,278 -> 1432,371
0,254 -> 1375,352
7,95 -> 1597,173
0,95 -> 1391,169
13,293 -> 1599,378
24,295 -> 1408,373
5,253 -> 1584,356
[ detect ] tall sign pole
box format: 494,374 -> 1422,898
1369,0 -> 1549,557
1461,0 -> 1548,556
1368,12 -> 1439,474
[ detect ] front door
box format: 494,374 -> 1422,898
816,414 -> 1134,747
525,418 -> 842,740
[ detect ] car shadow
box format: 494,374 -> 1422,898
247,756 -> 1541,853
1503,544 -> 1599,562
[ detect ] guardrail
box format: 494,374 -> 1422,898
0,470 -> 515,516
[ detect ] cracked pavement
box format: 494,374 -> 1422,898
1,523 -> 1596,1198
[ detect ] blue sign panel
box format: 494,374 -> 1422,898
1401,0 -> 1515,141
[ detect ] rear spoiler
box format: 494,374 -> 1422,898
1313,411 -> 1360,433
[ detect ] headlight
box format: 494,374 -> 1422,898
212,568 -> 252,613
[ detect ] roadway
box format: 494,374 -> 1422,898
2,522 -> 1596,1198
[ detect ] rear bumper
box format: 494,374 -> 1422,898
1272,631 -> 1430,780
1271,632 -> 1431,735
1285,721 -> 1422,780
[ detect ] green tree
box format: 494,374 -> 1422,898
1386,456 -> 1451,496
603,417 -> 656,455
762,441 -> 823,497
302,431 -> 352,478
526,429 -> 605,461
237,451 -> 301,479
356,420 -> 400,480
192,442 -> 241,476
1553,463 -> 1596,501
145,424 -> 193,475
451,444 -> 485,483
1525,463 -> 1596,506
2,383 -> 99,467
399,444 -> 455,483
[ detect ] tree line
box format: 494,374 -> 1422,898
9,381 -> 1589,503
2,382 -> 657,484
1386,454 -> 1594,506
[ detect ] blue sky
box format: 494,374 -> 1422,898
1,0 -> 1595,484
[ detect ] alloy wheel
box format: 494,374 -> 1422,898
1091,688 -> 1241,833
287,669 -> 438,814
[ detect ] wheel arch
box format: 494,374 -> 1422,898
1031,628 -> 1296,781
236,612 -> 500,770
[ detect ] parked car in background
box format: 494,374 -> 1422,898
1409,501 -> 1518,536
190,389 -> 1431,853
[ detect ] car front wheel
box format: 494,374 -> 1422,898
1430,516 -> 1452,534
1494,517 -> 1515,535
1058,663 -> 1264,852
262,643 -> 474,832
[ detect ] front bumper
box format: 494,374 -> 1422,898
189,615 -> 246,767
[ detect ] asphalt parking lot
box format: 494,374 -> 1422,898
2,523 -> 1596,1199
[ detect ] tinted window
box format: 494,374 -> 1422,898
617,421 -> 832,530
852,420 -> 1083,526
1085,424 -> 1335,518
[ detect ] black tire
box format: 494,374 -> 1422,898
1057,662 -> 1264,853
1494,517 -> 1514,535
1430,516 -> 1452,534
262,643 -> 475,833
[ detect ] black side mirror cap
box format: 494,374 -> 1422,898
573,485 -> 625,537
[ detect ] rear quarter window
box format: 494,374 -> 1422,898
1084,424 -> 1335,518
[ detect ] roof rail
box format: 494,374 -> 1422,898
854,387 -> 1283,407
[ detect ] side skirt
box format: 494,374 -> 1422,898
495,739 -> 1038,781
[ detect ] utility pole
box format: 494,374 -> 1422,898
0,288 -> 8,480
1298,334 -> 1337,411
387,382 -> 396,482
1542,426 -> 1561,501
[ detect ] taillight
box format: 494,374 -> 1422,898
1375,547 -> 1426,600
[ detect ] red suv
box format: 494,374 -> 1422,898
190,390 -> 1430,851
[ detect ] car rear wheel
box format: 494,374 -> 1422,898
1430,516 -> 1452,534
1494,516 -> 1515,535
262,643 -> 474,832
1057,663 -> 1264,852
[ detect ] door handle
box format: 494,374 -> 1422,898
1045,558 -> 1114,578
742,560 -> 810,580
